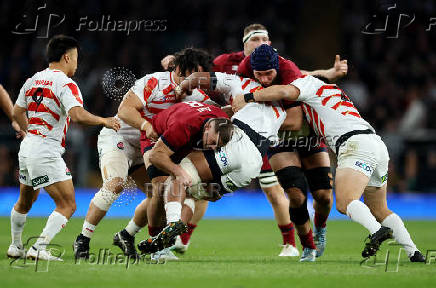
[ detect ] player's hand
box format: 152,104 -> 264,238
231,94 -> 247,113
174,166 -> 192,187
145,124 -> 158,141
103,117 -> 120,131
327,55 -> 348,81
161,55 -> 175,71
11,120 -> 26,139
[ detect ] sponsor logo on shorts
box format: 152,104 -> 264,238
218,151 -> 228,167
355,161 -> 372,173
381,173 -> 388,183
31,175 -> 49,187
117,142 -> 124,150
19,174 -> 26,181
225,179 -> 237,192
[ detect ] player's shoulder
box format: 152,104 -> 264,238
278,56 -> 300,70
214,51 -> 244,64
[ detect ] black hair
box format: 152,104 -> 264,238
46,34 -> 79,63
173,48 -> 213,76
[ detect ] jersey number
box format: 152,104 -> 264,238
184,101 -> 211,112
32,88 -> 44,107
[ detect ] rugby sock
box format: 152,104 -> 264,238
165,202 -> 182,224
34,210 -> 68,250
125,219 -> 142,236
180,223 -> 197,245
278,223 -> 296,246
346,200 -> 381,235
298,229 -> 316,249
148,226 -> 164,237
314,212 -> 328,229
81,221 -> 96,239
10,208 -> 27,247
381,213 -> 417,257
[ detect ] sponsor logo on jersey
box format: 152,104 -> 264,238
381,173 -> 388,183
218,151 -> 228,167
117,142 -> 124,150
355,161 -> 372,173
19,174 -> 26,181
66,168 -> 71,176
31,175 -> 49,187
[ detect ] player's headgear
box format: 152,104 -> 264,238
243,23 -> 269,43
250,44 -> 279,72
46,34 -> 79,63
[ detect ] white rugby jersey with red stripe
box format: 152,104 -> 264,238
117,71 -> 210,147
16,68 -> 84,157
214,72 -> 286,141
291,75 -> 375,151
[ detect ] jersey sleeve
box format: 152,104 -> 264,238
214,72 -> 242,104
236,56 -> 254,78
15,78 -> 31,108
185,89 -> 210,103
160,121 -> 199,152
131,76 -> 158,106
60,81 -> 83,112
279,59 -> 303,84
291,76 -> 321,102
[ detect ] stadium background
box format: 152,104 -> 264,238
1,0 -> 436,219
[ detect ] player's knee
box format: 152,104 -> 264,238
305,167 -> 332,192
104,177 -> 125,194
268,190 -> 288,207
312,189 -> 332,207
287,190 -> 306,208
275,166 -> 306,191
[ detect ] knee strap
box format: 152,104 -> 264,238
305,167 -> 332,192
275,166 -> 307,193
289,198 -> 309,225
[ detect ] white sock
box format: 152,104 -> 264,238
125,219 -> 142,236
346,200 -> 381,235
82,221 -> 96,239
11,208 -> 27,247
382,213 -> 417,257
165,202 -> 182,224
34,211 -> 68,250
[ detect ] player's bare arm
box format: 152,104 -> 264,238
12,104 -> 28,133
231,84 -> 300,112
149,139 -> 192,186
118,90 -> 156,139
2,85 -> 26,138
176,72 -> 212,96
68,106 -> 120,131
301,55 -> 348,82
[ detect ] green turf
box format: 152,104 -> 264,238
1,217 -> 435,288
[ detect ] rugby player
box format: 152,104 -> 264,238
138,66 -> 289,255
238,44 -> 341,261
210,23 -> 346,258
73,48 -> 217,260
231,75 -> 426,262
8,35 -> 120,261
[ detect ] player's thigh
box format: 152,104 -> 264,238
335,168 -> 369,212
130,164 -> 150,196
301,150 -> 330,170
269,151 -> 301,171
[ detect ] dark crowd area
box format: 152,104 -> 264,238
0,0 -> 435,192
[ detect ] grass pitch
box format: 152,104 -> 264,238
1,218 -> 435,288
